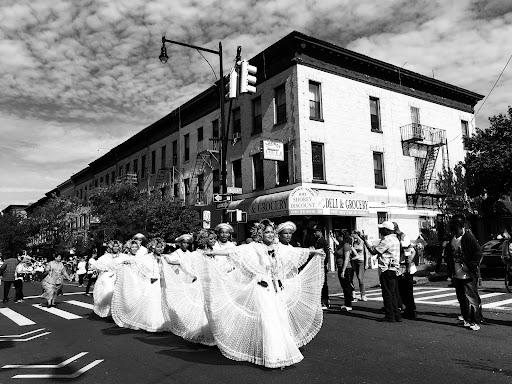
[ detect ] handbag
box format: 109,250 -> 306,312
454,260 -> 470,279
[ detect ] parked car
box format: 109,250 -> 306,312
480,240 -> 505,271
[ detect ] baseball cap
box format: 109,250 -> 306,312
378,221 -> 395,231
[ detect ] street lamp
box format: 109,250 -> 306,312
158,36 -> 228,205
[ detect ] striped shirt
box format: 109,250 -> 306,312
374,234 -> 400,273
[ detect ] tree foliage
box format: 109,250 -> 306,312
89,184 -> 203,242
464,106 -> 512,199
0,213 -> 29,256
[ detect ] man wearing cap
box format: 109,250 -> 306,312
132,233 -> 148,258
313,225 -> 330,309
357,221 -> 401,322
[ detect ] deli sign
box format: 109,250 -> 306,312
288,187 -> 369,216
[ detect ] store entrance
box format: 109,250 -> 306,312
332,216 -> 356,237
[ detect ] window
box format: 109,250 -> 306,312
94,179 -> 98,188
151,150 -> 156,174
100,176 -> 103,185
232,159 -> 242,188
184,134 -> 190,161
133,159 -> 138,176
377,211 -> 388,224
212,119 -> 219,138
184,178 -> 190,195
125,163 -> 130,175
373,152 -> 385,187
212,169 -> 220,194
274,84 -> 286,125
197,127 -> 203,142
161,145 -> 167,169
80,189 -> 83,199
232,108 -> 241,137
461,120 -> 469,149
369,97 -> 381,132
411,106 -> 421,125
311,142 -> 325,181
197,174 -> 204,192
141,155 -> 146,179
277,143 -> 289,186
252,97 -> 262,134
252,153 -> 264,190
172,140 -> 178,166
106,174 -> 110,185
173,183 -> 179,198
111,171 -> 115,183
309,81 -> 322,120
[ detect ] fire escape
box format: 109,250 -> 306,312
188,138 -> 220,206
153,155 -> 182,202
401,123 -> 447,208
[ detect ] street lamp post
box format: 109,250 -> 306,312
159,37 -> 228,201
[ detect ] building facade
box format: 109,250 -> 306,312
27,31 -> 483,265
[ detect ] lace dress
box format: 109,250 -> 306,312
92,252 -> 130,317
199,242 -> 324,368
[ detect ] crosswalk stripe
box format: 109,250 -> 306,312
24,292 -> 86,300
482,298 -> 512,308
415,292 -> 457,301
32,304 -> 82,320
412,288 -> 453,296
419,292 -> 505,305
65,300 -> 94,310
0,308 -> 36,326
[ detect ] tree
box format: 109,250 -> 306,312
89,183 -> 203,243
0,213 -> 29,257
464,106 -> 512,200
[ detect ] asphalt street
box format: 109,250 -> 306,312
1,279 -> 511,384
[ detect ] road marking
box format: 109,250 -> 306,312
415,292 -> 457,301
419,292 -> 505,305
24,292 -> 86,300
482,298 -> 512,309
0,329 -> 45,338
0,308 -> 36,326
0,332 -> 51,342
32,304 -> 82,320
11,359 -> 104,379
65,300 -> 94,310
412,288 -> 453,296
2,352 -> 88,369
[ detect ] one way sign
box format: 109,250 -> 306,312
213,194 -> 232,202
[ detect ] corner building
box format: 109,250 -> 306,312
40,31 -> 483,268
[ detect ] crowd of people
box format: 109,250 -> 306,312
0,214 -> 495,367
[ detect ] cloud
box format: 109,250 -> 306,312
0,0 -> 511,210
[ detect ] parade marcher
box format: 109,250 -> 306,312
276,221 -> 297,247
351,230 -> 368,301
213,223 -> 237,273
444,215 -> 483,331
357,221 -> 401,322
335,231 -> 355,311
111,237 -> 199,333
204,219 -> 325,369
132,233 -> 148,258
125,240 -> 141,257
0,253 -> 19,303
14,258 -> 28,303
76,257 -> 87,287
41,254 -> 72,307
313,225 -> 330,309
394,223 -> 417,320
85,253 -> 98,296
93,240 -> 130,317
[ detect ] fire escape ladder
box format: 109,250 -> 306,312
413,146 -> 440,204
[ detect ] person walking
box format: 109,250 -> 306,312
76,257 -> 87,287
394,223 -> 417,320
14,259 -> 27,303
85,253 -> 98,296
444,215 -> 483,331
41,254 -> 72,307
335,231 -> 354,311
351,230 -> 367,301
357,221 -> 401,322
0,253 -> 19,303
313,225 -> 330,309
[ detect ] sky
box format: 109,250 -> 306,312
0,0 -> 511,211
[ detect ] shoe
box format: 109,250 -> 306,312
457,315 -> 464,321
351,298 -> 358,303
321,305 -> 328,310
360,295 -> 368,302
460,320 -> 470,328
340,306 -> 353,312
469,323 -> 480,331
15,300 -> 23,303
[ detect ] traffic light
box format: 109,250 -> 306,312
226,68 -> 238,99
239,60 -> 257,94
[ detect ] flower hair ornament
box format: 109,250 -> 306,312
195,229 -> 215,249
107,240 -> 122,251
250,219 -> 275,243
148,237 -> 166,252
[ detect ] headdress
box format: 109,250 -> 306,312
276,221 -> 297,234
125,239 -> 140,249
196,229 -> 215,249
215,223 -> 234,233
250,219 -> 275,243
148,237 -> 166,251
175,234 -> 193,243
107,240 -> 122,250
133,233 -> 146,240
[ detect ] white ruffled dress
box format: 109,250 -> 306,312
199,242 -> 324,368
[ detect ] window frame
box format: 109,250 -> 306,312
141,155 -> 146,179
461,120 -> 469,149
151,150 -> 156,174
252,153 -> 264,191
274,84 -> 287,126
232,107 -> 241,136
232,159 -> 243,188
311,142 -> 326,182
251,97 -> 262,135
369,96 -> 382,133
197,126 -> 203,142
308,81 -> 323,121
161,145 -> 167,169
373,151 -> 386,188
184,134 -> 190,162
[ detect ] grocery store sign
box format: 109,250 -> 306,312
288,187 -> 369,216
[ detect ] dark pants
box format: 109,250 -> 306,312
454,275 -> 482,324
338,268 -> 354,306
321,267 -> 329,306
85,274 -> 97,294
3,280 -> 14,301
398,273 -> 416,316
14,280 -> 23,301
351,260 -> 366,296
78,274 -> 85,286
380,270 -> 401,321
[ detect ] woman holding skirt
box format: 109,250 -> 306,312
41,254 -> 71,307
93,240 -> 130,318
203,219 -> 325,369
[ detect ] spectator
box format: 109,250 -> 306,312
313,225 -> 330,309
76,257 -> 87,287
335,231 -> 355,311
85,253 -> 98,296
14,260 -> 26,303
351,230 -> 368,301
0,253 -> 20,303
394,223 -> 417,320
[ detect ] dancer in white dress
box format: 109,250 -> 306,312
213,223 -> 237,273
203,219 -> 325,368
132,233 -> 148,258
93,240 -> 130,318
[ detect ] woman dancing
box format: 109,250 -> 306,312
41,254 -> 72,307
203,219 -> 325,368
93,240 -> 130,318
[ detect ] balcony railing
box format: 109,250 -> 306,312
400,123 -> 446,146
404,178 -> 442,195
197,138 -> 220,154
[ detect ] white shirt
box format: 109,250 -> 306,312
135,246 -> 148,258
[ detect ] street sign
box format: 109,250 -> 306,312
216,201 -> 230,209
202,210 -> 211,229
227,187 -> 243,195
213,193 -> 232,202
261,139 -> 284,161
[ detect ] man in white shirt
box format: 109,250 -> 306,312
133,233 -> 148,257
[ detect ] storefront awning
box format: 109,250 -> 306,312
227,186 -> 369,220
